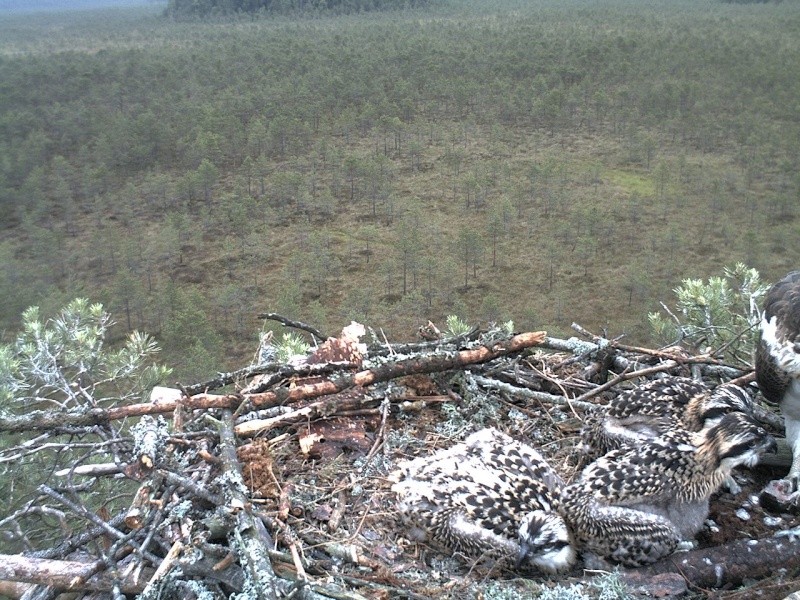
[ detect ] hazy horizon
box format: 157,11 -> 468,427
0,0 -> 165,14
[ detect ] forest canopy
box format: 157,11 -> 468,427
0,0 -> 798,382
164,0 -> 430,17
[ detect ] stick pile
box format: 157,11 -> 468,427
0,318 -> 793,599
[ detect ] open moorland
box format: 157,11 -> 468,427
1,0 -> 798,379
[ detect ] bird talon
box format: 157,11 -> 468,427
723,475 -> 742,495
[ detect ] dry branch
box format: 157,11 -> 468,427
186,361 -> 359,396
0,555 -> 153,594
216,409 -> 283,597
0,330 -> 548,432
257,312 -> 328,341
468,374 -> 598,412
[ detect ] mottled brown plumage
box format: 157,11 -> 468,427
390,428 -> 576,573
580,377 -> 754,460
563,412 -> 776,566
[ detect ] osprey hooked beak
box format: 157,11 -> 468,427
515,541 -> 530,569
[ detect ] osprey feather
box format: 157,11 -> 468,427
390,428 -> 577,574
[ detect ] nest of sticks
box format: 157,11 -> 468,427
2,316 -> 800,600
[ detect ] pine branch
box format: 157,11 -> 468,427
0,331 -> 548,432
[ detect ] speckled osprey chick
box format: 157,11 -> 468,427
579,377 -> 754,460
563,412 -> 775,566
390,428 -> 576,574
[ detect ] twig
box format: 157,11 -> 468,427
179,363 -> 278,396
139,541 -> 183,597
258,312 -> 328,342
658,302 -> 684,329
366,326 -> 481,357
380,329 -> 395,356
571,321 -> 735,366
573,364 -> 633,403
712,322 -> 758,368
158,469 -> 224,506
468,374 -> 597,412
361,397 -> 390,472
37,486 -> 161,564
30,513 -> 127,560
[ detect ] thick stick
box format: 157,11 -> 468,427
217,410 -> 282,597
0,331 -> 547,432
0,555 -> 153,594
625,535 -> 800,589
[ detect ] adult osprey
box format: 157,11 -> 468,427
756,271 -> 800,490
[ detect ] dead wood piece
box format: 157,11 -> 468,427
758,439 -> 795,471
753,403 -> 786,433
158,469 -> 223,507
180,365 -> 274,396
53,463 -> 122,478
308,322 -> 366,367
235,387 -> 375,437
258,312 -> 328,342
0,580 -> 30,599
32,514 -> 127,561
469,374 -> 597,412
241,361 -> 359,395
628,535 -> 800,589
301,417 -> 377,460
361,397 -> 390,471
239,330 -> 548,410
124,483 -> 154,530
140,540 -> 183,597
132,415 -> 168,471
37,485 -> 161,565
0,555 -> 153,594
569,322 -> 752,381
216,410 -> 282,597
366,326 -> 480,358
0,331 -> 547,432
616,571 -> 687,599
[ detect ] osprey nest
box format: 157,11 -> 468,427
2,315 -> 800,600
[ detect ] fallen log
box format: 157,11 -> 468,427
624,535 -> 800,590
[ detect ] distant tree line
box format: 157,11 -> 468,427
165,0 -> 429,17
1,0 -> 798,378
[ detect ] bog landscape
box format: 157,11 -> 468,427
0,0 -> 798,598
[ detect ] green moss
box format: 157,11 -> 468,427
605,169 -> 655,197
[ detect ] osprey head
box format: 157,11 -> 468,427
697,383 -> 754,427
706,412 -> 777,470
516,510 -> 576,574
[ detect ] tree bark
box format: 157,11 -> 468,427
0,331 -> 547,432
625,535 -> 800,589
0,555 -> 152,594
